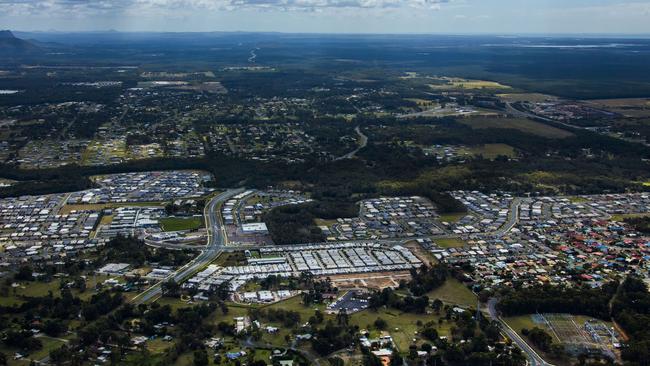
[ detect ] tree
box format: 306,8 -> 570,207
421,327 -> 438,341
524,327 -> 553,352
389,349 -> 403,366
363,353 -> 382,366
43,319 -> 67,337
432,299 -> 443,313
374,318 -> 387,330
328,357 -> 344,366
193,349 -> 208,366
15,265 -> 33,281
336,309 -> 349,326
161,279 -> 180,297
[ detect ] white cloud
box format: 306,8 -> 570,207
0,0 -> 451,15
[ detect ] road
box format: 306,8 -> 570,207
492,197 -> 522,237
131,188 -> 245,305
335,126 -> 368,160
487,298 -> 554,366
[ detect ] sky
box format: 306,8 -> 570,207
1,0 -> 650,34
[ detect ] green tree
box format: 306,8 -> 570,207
193,349 -> 208,366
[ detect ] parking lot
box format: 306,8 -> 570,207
327,290 -> 371,314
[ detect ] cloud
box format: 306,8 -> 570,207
0,0 -> 451,14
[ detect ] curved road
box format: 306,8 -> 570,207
335,126 -> 368,160
493,197 -> 521,237
131,188 -> 245,305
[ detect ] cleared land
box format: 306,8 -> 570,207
426,278 -> 476,307
159,216 -> 204,232
429,77 -> 511,91
585,98 -> 650,118
459,116 -> 574,139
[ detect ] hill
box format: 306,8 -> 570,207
0,30 -> 40,53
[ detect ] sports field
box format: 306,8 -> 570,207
159,216 -> 204,231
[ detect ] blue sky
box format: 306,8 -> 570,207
1,0 -> 649,34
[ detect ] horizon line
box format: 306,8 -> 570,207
10,29 -> 650,38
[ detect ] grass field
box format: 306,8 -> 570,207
429,77 -> 511,91
503,315 -> 539,336
438,212 -> 466,223
434,237 -> 466,248
13,280 -> 61,297
426,278 -> 476,308
611,212 -> 650,221
459,116 -> 574,139
159,216 -> 204,232
264,294 -> 328,319
568,196 -> 589,203
469,143 -> 517,159
314,218 -> 338,227
350,308 -> 452,351
404,98 -> 439,107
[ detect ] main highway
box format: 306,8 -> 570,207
131,188 -> 245,305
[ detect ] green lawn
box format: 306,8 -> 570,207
14,280 -> 61,298
159,216 -> 204,232
0,295 -> 24,307
438,212 -> 466,223
426,279 -> 476,308
30,336 -> 67,361
263,294 -> 328,319
434,237 -> 466,248
156,297 -> 196,312
147,338 -> 174,354
314,218 -> 338,227
502,315 -> 540,337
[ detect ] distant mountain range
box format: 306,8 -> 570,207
0,30 -> 41,53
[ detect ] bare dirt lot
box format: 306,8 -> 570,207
324,271 -> 412,290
